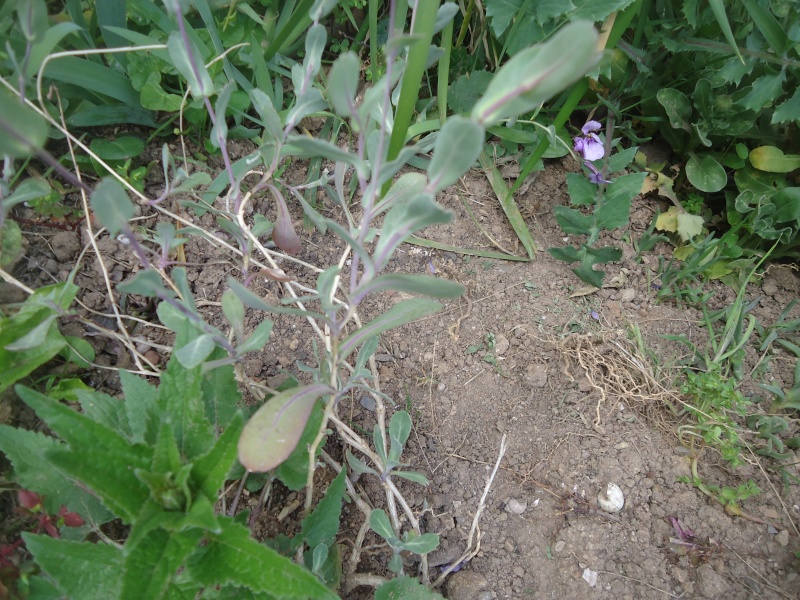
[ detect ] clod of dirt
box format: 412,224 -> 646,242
446,570 -> 490,600
50,231 -> 81,262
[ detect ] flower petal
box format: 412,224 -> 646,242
583,138 -> 605,161
582,120 -> 602,134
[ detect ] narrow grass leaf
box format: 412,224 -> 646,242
708,0 -> 744,63
354,274 -> 464,299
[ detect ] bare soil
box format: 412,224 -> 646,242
4,153 -> 800,599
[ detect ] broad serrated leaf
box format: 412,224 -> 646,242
15,386 -> 151,522
186,517 -> 338,599
120,369 -> 160,445
76,389 -> 132,439
201,356 -> 242,430
427,116 -> 484,192
121,527 -> 204,600
376,576 -> 445,600
485,0 -> 524,37
293,469 -> 346,550
739,71 -> 785,112
90,178 -> 135,238
24,534 -> 123,600
0,426 -> 113,521
158,355 -> 214,460
192,412 -> 244,501
772,88 -> 800,125
238,383 -> 332,472
338,299 -> 442,359
447,70 -> 493,114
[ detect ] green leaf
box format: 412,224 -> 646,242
17,0 -> 48,42
393,470 -> 430,485
427,116 -> 484,192
373,194 -> 452,270
0,220 -> 23,268
284,136 -> 367,178
339,299 -> 442,359
472,21 -> 599,127
740,71 -> 785,112
286,88 -> 327,127
14,386 -> 152,522
294,469 -> 346,550
167,30 -> 213,98
686,154 -> 727,193
200,358 -> 241,430
191,412 -> 244,501
656,88 -> 692,131
186,518 -> 338,599
3,177 -> 51,210
400,532 -> 439,554
327,52 -> 360,118
23,534 -> 123,600
122,528 -> 204,600
749,146 -> 800,173
120,369 -> 160,445
448,70 -> 493,114
553,206 -> 593,234
708,0 -> 744,63
369,509 -> 397,543
158,354 -> 214,460
43,56 -> 141,106
90,178 -> 135,238
571,0 -> 636,21
376,576 -> 445,600
0,87 -> 48,158
388,411 -> 412,463
175,333 -> 216,369
90,136 -> 146,161
237,320 -> 274,355
772,88 -> 800,125
595,172 -> 645,230
238,383 -> 332,472
567,172 -> 598,207
211,82 -> 235,148
76,389 -> 132,439
354,274 -> 464,300
485,0 -> 523,37
0,425 -> 113,521
772,188 -> 800,224
676,213 -> 705,242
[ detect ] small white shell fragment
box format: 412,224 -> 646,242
505,498 -> 528,514
582,568 -> 598,587
597,483 -> 625,513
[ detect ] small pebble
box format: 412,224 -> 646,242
505,498 -> 527,515
359,396 -> 376,412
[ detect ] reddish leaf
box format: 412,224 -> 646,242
18,490 -> 42,511
259,267 -> 294,282
272,189 -> 302,255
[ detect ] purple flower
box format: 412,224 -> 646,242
573,120 -> 605,162
584,161 -> 612,185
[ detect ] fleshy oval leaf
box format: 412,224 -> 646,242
238,383 -> 333,472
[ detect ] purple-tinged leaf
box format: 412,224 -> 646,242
271,187 -> 302,255
238,383 -> 333,472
